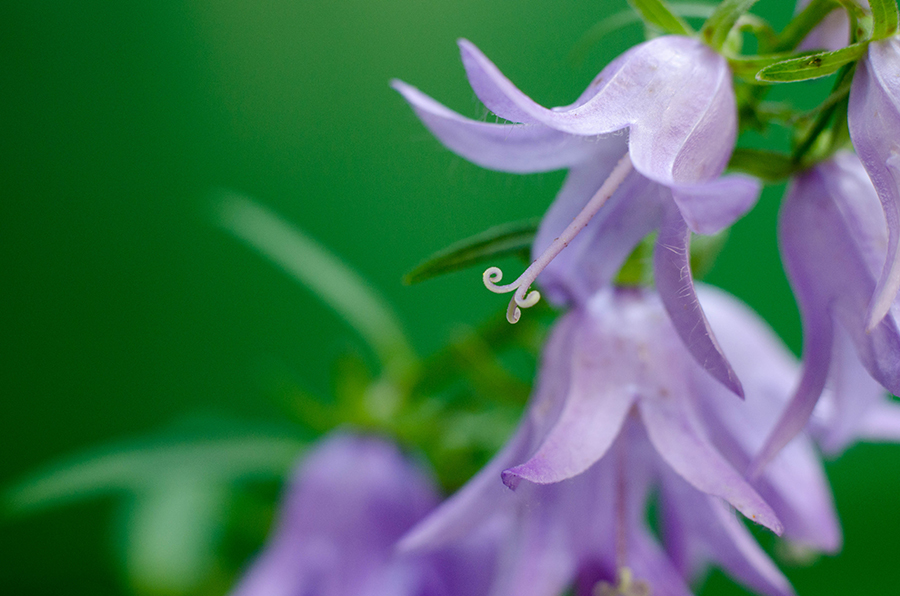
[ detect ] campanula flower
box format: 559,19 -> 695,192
401,286 -> 839,596
751,152 -> 900,470
393,36 -> 760,397
849,36 -> 900,329
230,433 -> 500,596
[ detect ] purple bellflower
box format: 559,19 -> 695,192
400,286 -> 840,596
794,0 -> 900,331
230,432 -> 500,596
751,152 -> 900,471
849,35 -> 900,329
393,36 -> 760,397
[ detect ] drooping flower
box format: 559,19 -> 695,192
849,35 -> 900,329
792,0 -> 900,329
751,152 -> 900,470
401,285 -> 840,596
393,36 -> 760,397
230,432 -> 500,596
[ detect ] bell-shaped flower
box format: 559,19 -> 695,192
401,286 -> 839,596
750,151 -> 900,472
849,35 -> 900,329
230,432 -> 500,596
393,36 -> 760,397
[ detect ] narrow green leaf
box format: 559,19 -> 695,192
871,0 -> 900,39
404,218 -> 538,285
755,43 -> 868,82
5,434 -> 303,514
626,0 -> 692,36
774,0 -> 841,51
727,147 -> 795,182
729,52 -> 807,80
702,0 -> 761,51
215,191 -> 416,375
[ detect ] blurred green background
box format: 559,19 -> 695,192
3,0 -> 899,594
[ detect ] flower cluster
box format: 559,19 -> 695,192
231,1 -> 900,595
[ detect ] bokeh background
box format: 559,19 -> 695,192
3,0 -> 899,594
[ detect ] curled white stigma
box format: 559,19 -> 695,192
482,152 -> 634,324
483,266 -> 542,324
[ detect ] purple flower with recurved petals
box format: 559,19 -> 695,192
393,36 -> 760,397
752,152 -> 900,470
401,286 -> 839,596
231,432 -> 500,596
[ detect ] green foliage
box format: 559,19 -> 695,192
215,192 -> 417,382
404,218 -> 537,285
870,0 -> 900,39
774,0 -> 842,51
626,0 -> 693,36
5,431 -> 303,515
727,148 -> 795,182
755,43 -> 868,82
701,0 -> 760,51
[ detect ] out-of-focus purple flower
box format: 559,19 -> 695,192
794,0 -> 869,52
402,286 -> 838,596
393,36 -> 760,397
850,35 -> 900,329
231,433 -> 500,596
750,152 -> 900,472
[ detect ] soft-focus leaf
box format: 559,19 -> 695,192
735,13 -> 779,53
215,191 -> 416,377
702,0 -> 761,51
5,434 -> 303,514
404,218 -> 538,285
627,0 -> 693,35
755,43 -> 867,82
871,0 -> 900,39
727,148 -> 795,182
120,478 -> 229,596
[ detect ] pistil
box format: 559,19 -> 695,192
483,152 -> 634,323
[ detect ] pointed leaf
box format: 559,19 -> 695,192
404,218 -> 538,284
756,43 -> 868,82
702,0 -> 761,51
729,53 -> 807,80
627,0 -> 693,36
215,192 -> 416,375
871,0 -> 900,39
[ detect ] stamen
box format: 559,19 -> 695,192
483,152 -> 634,323
594,568 -> 651,596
